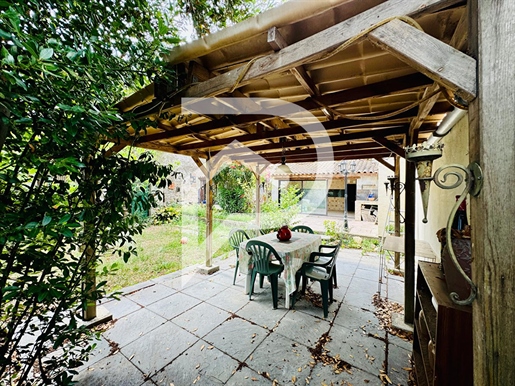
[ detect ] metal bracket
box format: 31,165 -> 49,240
433,162 -> 483,306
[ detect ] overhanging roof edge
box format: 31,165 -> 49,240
164,0 -> 354,65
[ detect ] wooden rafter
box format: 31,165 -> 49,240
368,18 -> 476,102
172,0 -> 463,102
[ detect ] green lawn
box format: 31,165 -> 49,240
97,218 -> 234,293
97,215 -> 380,294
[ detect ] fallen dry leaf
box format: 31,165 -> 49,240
292,375 -> 296,383
200,344 -> 205,351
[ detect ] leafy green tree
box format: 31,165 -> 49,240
261,184 -> 303,230
174,0 -> 278,38
212,161 -> 255,213
0,1 -> 180,384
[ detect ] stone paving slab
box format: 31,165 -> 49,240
103,308 -> 166,349
145,291 -> 202,320
99,296 -> 141,320
273,309 -> 330,347
310,361 -> 383,385
181,279 -> 232,301
159,272 -> 205,291
202,316 -> 269,362
236,299 -> 288,330
73,352 -> 146,386
75,248 -> 412,385
205,285 -> 250,313
324,324 -> 387,376
247,333 -> 313,385
125,282 -> 177,307
332,304 -> 382,335
172,302 -> 231,338
151,339 -> 241,386
120,321 -> 198,377
387,344 -> 412,385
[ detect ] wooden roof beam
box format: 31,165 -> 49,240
407,8 -> 468,145
210,126 -> 409,156
237,148 -> 393,164
132,72 -> 432,141
375,157 -> 395,172
372,136 -> 406,158
368,18 -> 476,103
177,0 -> 463,101
268,27 -> 321,99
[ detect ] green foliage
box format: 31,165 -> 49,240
260,185 -> 303,230
174,0 -> 262,37
212,162 -> 255,213
151,205 -> 182,225
323,220 -> 380,253
0,1 -> 180,383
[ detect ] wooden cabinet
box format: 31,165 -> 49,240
413,262 -> 472,386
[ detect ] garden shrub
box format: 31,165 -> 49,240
152,205 -> 182,225
260,185 -> 303,230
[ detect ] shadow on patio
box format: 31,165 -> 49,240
74,248 -> 411,386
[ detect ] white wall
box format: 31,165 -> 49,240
376,114 -> 470,259
415,114 -> 470,258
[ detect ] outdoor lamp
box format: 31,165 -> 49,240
339,160 -> 356,231
404,141 -> 483,306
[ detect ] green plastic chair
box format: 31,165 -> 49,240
312,243 -> 340,288
229,229 -> 250,285
290,225 -> 314,234
246,240 -> 284,309
293,241 -> 341,318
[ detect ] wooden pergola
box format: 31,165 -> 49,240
110,1 -> 515,384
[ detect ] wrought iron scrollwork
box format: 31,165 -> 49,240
432,163 -> 482,306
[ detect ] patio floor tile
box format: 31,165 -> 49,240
73,352 -> 146,386
100,296 -> 141,320
74,245 -> 412,386
309,361 -> 383,385
205,285 -> 250,313
103,308 -> 166,349
125,282 -> 176,306
151,339 -> 240,386
247,333 -> 313,385
172,302 -> 231,338
324,324 -> 387,376
225,365 -> 272,385
332,303 -> 382,334
145,291 -> 201,320
273,309 -> 331,347
202,316 -> 269,362
160,272 -> 205,290
236,299 -> 288,330
120,321 -> 198,377
387,343 -> 412,385
181,279 -> 233,301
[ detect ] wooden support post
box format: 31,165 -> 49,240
192,156 -> 219,275
254,168 -> 261,228
404,160 -> 416,325
394,156 -> 401,270
253,164 -> 268,228
205,166 -> 213,268
470,1 -> 515,384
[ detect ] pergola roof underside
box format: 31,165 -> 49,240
117,0 -> 467,165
